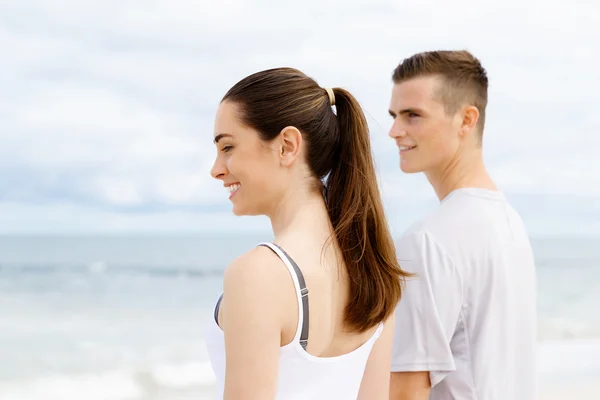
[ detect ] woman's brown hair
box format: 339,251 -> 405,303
222,67 -> 410,332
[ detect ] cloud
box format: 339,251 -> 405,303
0,0 -> 598,233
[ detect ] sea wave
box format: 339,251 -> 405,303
539,317 -> 600,340
0,361 -> 217,400
0,262 -> 224,278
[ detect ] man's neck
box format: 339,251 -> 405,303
425,148 -> 497,201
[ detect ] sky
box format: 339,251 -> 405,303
1,0 -> 598,236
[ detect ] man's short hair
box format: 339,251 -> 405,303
392,50 -> 488,136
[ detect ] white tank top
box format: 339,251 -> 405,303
204,242 -> 384,399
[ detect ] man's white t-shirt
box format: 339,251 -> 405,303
391,188 -> 537,400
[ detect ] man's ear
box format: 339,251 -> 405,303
278,126 -> 302,166
459,105 -> 479,138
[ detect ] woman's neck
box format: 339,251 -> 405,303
269,188 -> 332,240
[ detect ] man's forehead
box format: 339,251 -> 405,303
390,77 -> 441,109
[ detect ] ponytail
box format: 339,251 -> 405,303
220,67 -> 410,332
325,88 -> 410,332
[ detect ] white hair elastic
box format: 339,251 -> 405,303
324,87 -> 335,106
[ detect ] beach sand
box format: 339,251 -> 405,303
540,383 -> 600,400
538,339 -> 600,399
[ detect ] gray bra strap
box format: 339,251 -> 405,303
213,243 -> 310,350
214,293 -> 223,326
259,243 -> 310,350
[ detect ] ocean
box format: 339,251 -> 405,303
0,234 -> 599,399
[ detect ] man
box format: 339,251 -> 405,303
387,50 -> 537,399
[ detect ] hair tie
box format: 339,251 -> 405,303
324,87 -> 335,106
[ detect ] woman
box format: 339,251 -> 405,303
205,67 -> 410,399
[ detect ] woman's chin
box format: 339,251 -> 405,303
232,204 -> 264,217
231,206 -> 244,216
231,204 -> 250,217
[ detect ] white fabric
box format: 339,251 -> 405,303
205,242 -> 384,399
391,188 -> 538,400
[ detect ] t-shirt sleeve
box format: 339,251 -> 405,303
390,230 -> 463,387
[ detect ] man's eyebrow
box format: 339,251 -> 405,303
398,108 -> 424,115
214,133 -> 233,144
389,107 -> 427,119
389,108 -> 424,117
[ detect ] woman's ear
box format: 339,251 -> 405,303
278,126 -> 302,166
